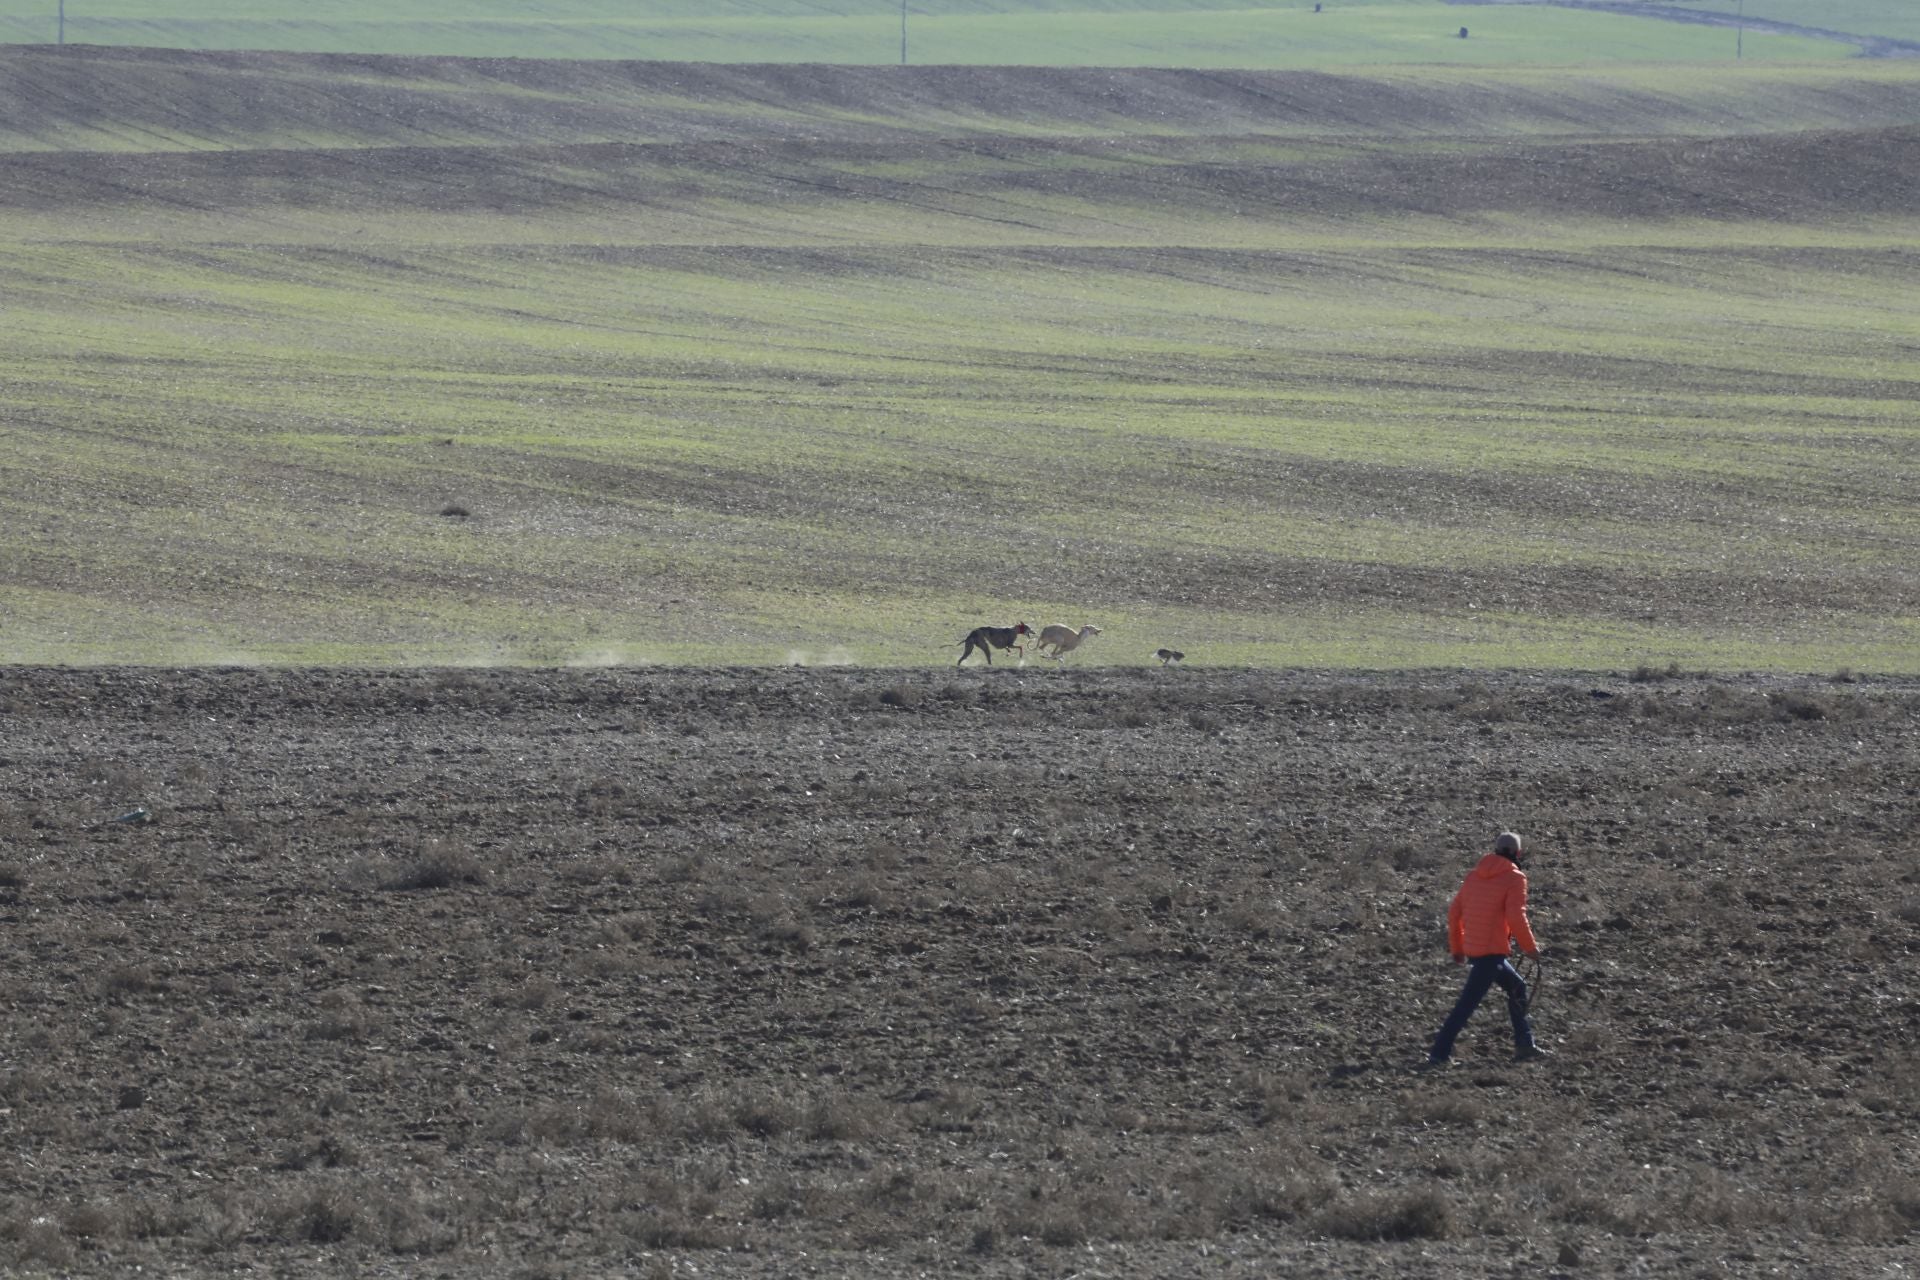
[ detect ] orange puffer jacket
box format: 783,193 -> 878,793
1448,853 -> 1538,958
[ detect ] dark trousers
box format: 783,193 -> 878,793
1430,954 -> 1533,1062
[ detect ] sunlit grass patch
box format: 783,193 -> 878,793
0,1 -> 1855,65
5,229 -> 1917,669
1718,0 -> 1920,44
3,52 -> 1918,670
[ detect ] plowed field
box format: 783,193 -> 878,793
3,665 -> 1916,1275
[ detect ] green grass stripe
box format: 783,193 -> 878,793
0,2 -> 1854,65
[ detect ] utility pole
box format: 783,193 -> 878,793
1736,0 -> 1743,60
900,0 -> 907,66
58,0 -> 65,45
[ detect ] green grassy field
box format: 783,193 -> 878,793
1,48 -> 1917,670
1672,0 -> 1920,44
0,0 -> 1864,64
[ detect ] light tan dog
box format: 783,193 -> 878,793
1034,623 -> 1101,663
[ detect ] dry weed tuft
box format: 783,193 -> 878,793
118,1196 -> 197,1242
756,916 -> 816,950
276,1134 -> 360,1171
560,855 -> 633,885
272,1183 -> 359,1244
99,964 -> 167,999
617,1211 -> 731,1250
304,990 -> 372,1042
58,1203 -> 115,1240
1315,1188 -> 1454,1241
383,841 -> 485,890
1000,1182 -> 1126,1247
1236,1068 -> 1310,1126
905,1085 -> 988,1135
837,874 -> 890,911
3,1213 -> 76,1267
1062,1157 -> 1329,1241
803,1090 -> 894,1142
495,975 -> 560,1011
1770,692 -> 1827,721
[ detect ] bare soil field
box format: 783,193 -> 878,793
2,664 -> 1916,1276
5,47 -> 1920,225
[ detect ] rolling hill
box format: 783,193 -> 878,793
0,0 -> 1869,65
1,44 -> 1917,668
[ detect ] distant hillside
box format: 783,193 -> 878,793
4,44 -> 1918,157
1458,0 -> 1920,54
3,45 -> 1917,669
0,0 -> 1852,65
5,47 -> 1918,233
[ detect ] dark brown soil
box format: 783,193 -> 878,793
6,54 -> 1920,229
5,45 -> 1896,152
2,664 -> 1915,1276
8,123 -> 1918,227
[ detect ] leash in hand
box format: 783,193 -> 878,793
1516,953 -> 1544,1013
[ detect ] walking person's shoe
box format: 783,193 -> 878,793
1418,1055 -> 1457,1071
1514,1043 -> 1552,1063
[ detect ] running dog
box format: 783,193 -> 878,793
1034,623 -> 1101,663
1155,648 -> 1185,666
957,622 -> 1031,666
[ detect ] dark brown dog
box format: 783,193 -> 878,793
1155,648 -> 1185,666
958,622 -> 1031,666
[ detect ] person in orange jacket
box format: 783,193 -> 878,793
1426,831 -> 1548,1066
